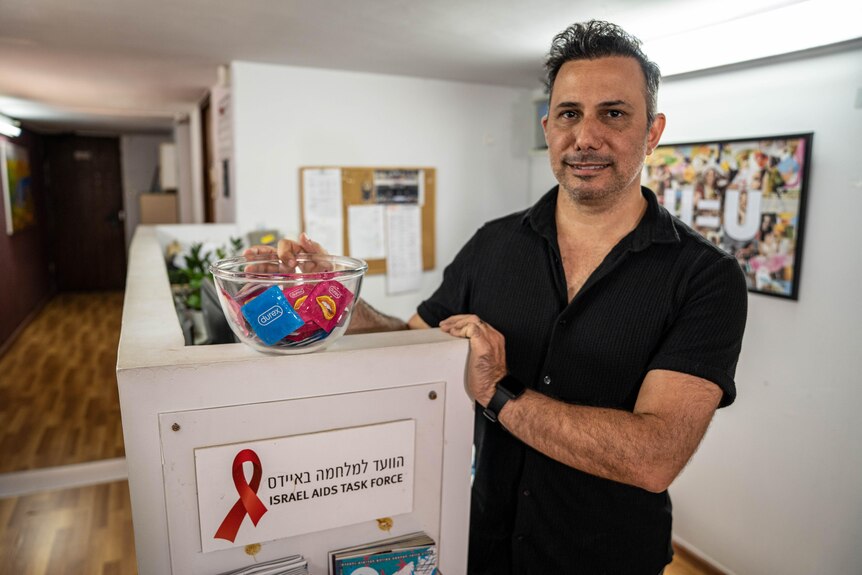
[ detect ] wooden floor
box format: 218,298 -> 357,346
0,292 -> 715,575
0,481 -> 137,575
667,544 -> 721,575
0,292 -> 126,473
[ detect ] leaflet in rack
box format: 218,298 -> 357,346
329,532 -> 437,575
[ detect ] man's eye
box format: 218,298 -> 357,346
607,110 -> 624,118
561,111 -> 578,119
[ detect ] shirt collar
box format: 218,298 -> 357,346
523,185 -> 680,252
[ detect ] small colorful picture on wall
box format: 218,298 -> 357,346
643,133 -> 812,300
1,139 -> 35,235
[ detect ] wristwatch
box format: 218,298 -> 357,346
483,374 -> 527,422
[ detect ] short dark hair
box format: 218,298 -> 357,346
544,20 -> 661,126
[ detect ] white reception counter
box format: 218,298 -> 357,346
118,225 -> 473,574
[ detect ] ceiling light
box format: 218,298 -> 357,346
639,0 -> 862,77
0,113 -> 21,138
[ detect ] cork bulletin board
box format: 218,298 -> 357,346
299,167 -> 436,275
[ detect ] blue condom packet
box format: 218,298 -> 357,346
241,285 -> 305,346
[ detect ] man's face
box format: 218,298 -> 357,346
542,56 -> 665,206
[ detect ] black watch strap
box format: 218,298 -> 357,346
483,374 -> 526,423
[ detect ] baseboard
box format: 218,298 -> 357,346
0,290 -> 55,357
672,536 -> 735,575
0,458 -> 128,498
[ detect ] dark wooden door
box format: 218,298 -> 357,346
46,135 -> 127,290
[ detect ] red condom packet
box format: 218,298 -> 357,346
300,280 -> 355,333
283,284 -> 313,313
234,282 -> 268,305
283,283 -> 320,340
220,288 -> 251,337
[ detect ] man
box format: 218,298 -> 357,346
263,20 -> 747,574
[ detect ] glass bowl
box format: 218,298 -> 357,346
209,253 -> 367,355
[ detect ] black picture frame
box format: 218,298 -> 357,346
643,133 -> 813,300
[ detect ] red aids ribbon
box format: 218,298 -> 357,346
214,449 -> 268,542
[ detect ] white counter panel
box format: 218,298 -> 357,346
119,225 -> 472,575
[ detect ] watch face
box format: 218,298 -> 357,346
499,374 -> 526,397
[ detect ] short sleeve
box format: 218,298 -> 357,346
416,233 -> 479,327
647,254 -> 748,407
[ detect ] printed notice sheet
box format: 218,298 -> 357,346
385,205 -> 422,294
302,168 -> 344,254
347,204 -> 386,260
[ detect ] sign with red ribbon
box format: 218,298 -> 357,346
195,420 -> 415,553
214,449 -> 267,542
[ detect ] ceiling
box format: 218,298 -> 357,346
0,0 -> 858,134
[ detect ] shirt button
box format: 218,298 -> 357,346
559,319 -> 567,326
516,534 -> 525,542
543,375 -> 551,385
523,489 -> 531,496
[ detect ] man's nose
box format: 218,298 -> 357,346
573,117 -> 603,151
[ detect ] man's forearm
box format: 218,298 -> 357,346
499,392 -> 671,491
496,371 -> 721,493
346,298 -> 410,334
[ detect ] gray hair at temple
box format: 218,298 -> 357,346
544,20 -> 662,127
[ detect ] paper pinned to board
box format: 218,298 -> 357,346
302,168 -> 343,254
385,205 -> 422,294
348,204 -> 386,260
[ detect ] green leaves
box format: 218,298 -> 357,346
169,236 -> 244,311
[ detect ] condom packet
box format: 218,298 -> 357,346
300,280 -> 355,333
234,282 -> 269,305
282,283 -> 322,341
283,284 -> 312,314
283,327 -> 327,346
241,285 -> 305,346
220,288 -> 251,337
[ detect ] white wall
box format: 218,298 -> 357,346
210,84 -> 236,223
529,151 -> 557,203
230,49 -> 862,574
232,62 -> 533,320
120,133 -> 173,250
174,117 -> 194,223
173,107 -> 207,225
660,46 -> 862,575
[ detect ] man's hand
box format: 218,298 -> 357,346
439,314 -> 507,407
276,232 -> 327,270
241,243 -> 281,273
243,233 -> 328,273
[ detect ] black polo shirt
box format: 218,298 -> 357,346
417,186 -> 747,575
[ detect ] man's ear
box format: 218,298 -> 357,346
541,113 -> 549,145
646,113 -> 666,154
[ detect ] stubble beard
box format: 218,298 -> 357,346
555,139 -> 649,209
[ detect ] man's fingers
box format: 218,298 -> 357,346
297,234 -> 335,272
277,238 -> 304,268
243,245 -> 280,272
440,316 -> 492,341
246,236 -> 334,274
299,232 -> 328,255
457,322 -> 482,340
243,245 -> 276,257
439,314 -> 483,331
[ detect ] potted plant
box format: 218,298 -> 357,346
167,237 -> 243,344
